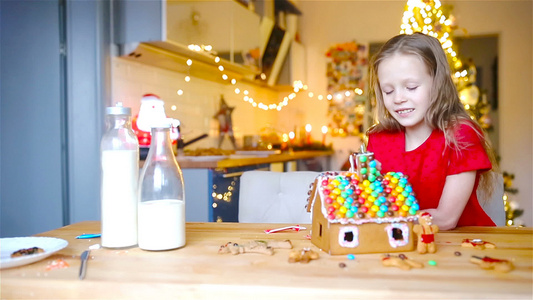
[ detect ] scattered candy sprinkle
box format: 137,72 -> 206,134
339,262 -> 347,268
454,251 -> 462,256
45,258 -> 70,271
347,254 -> 355,260
428,260 -> 437,266
398,253 -> 407,260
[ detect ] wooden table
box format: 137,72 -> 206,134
1,222 -> 532,299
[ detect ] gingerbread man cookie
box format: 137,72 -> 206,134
470,255 -> 513,273
461,239 -> 496,250
218,240 -> 292,255
381,254 -> 424,270
288,248 -> 319,263
413,212 -> 439,254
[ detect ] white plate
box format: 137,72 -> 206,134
0,237 -> 68,269
179,155 -> 228,162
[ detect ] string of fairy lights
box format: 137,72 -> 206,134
175,45 -> 335,112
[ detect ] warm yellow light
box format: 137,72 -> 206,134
321,126 -> 328,134
305,124 -> 312,133
185,76 -> 191,82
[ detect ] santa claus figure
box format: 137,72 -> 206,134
132,94 -> 179,148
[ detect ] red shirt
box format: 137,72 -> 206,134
367,124 -> 495,227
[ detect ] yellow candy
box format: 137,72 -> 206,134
401,205 -> 409,211
339,206 -> 348,214
391,177 -> 399,184
365,187 -> 373,194
371,205 -> 379,212
367,196 -> 376,203
336,197 -> 345,204
397,194 -> 405,202
363,180 -> 370,187
395,186 -> 404,193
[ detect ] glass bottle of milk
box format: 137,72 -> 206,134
100,103 -> 139,248
138,120 -> 185,251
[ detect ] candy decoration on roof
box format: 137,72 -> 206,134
321,147 -> 419,222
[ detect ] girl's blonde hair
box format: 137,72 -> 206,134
368,33 -> 498,198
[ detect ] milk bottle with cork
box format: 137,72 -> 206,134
100,103 -> 139,248
138,119 -> 186,251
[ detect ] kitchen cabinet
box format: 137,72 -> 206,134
114,0 -> 261,83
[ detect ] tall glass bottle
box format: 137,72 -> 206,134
100,103 -> 139,248
138,121 -> 186,251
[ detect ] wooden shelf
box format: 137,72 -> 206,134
121,41 -> 259,84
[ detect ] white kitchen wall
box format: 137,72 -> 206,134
112,57 -> 283,149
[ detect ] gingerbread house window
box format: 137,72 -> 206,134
338,226 -> 359,248
385,223 -> 410,248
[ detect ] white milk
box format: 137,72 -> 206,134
138,199 -> 186,251
101,149 -> 138,248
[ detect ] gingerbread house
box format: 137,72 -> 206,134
306,152 -> 420,255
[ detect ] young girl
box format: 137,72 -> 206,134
367,33 -> 497,230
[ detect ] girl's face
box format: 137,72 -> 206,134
378,53 -> 433,134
